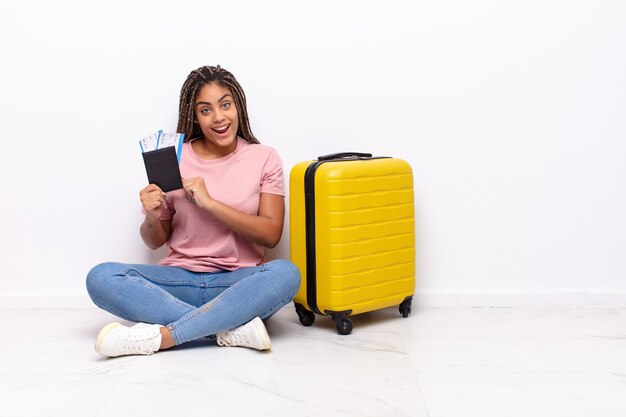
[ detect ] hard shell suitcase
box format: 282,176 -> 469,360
290,152 -> 415,335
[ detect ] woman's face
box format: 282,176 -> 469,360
194,82 -> 239,153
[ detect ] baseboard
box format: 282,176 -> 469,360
2,291 -> 626,309
0,291 -> 95,309
412,291 -> 626,308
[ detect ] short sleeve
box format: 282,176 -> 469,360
160,201 -> 175,220
260,148 -> 285,196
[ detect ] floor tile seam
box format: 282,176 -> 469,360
401,335 -> 432,417
92,357 -> 141,417
412,370 -> 623,375
406,333 -> 626,339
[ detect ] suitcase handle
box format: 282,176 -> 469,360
317,152 -> 373,161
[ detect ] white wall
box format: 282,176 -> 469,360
1,0 -> 625,306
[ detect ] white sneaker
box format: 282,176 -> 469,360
95,322 -> 163,357
216,317 -> 271,351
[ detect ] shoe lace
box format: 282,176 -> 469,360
217,328 -> 249,347
121,330 -> 160,354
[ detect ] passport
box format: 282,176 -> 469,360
141,145 -> 183,192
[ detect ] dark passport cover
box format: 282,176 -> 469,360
142,146 -> 183,192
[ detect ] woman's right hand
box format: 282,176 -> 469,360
140,184 -> 165,222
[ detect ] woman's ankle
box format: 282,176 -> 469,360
159,326 -> 176,350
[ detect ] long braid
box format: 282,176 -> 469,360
176,65 -> 260,144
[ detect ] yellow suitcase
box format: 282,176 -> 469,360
290,152 -> 415,334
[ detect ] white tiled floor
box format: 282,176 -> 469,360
1,305 -> 625,417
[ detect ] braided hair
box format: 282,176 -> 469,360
177,65 -> 259,144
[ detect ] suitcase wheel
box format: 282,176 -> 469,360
334,318 -> 353,335
399,296 -> 413,318
294,303 -> 315,326
329,312 -> 353,335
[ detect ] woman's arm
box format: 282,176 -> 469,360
183,177 -> 284,248
139,184 -> 173,249
140,217 -> 172,249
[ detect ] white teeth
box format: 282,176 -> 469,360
213,125 -> 229,133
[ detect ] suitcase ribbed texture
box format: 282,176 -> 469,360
290,155 -> 415,333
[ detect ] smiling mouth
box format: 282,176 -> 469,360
212,125 -> 230,135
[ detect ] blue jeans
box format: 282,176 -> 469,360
86,259 -> 301,346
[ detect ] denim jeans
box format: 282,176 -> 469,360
86,259 -> 301,346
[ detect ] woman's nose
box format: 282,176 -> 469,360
213,108 -> 225,122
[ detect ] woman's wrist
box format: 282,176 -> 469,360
197,196 -> 217,213
144,215 -> 160,227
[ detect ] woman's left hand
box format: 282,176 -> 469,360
182,177 -> 213,209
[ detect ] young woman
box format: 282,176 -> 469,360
86,65 -> 301,357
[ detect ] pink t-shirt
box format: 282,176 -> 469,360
157,137 -> 284,272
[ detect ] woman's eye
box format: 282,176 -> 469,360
222,102 -> 230,110
200,108 -> 210,115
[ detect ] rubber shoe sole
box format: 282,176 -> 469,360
95,322 -> 122,355
252,317 -> 272,350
